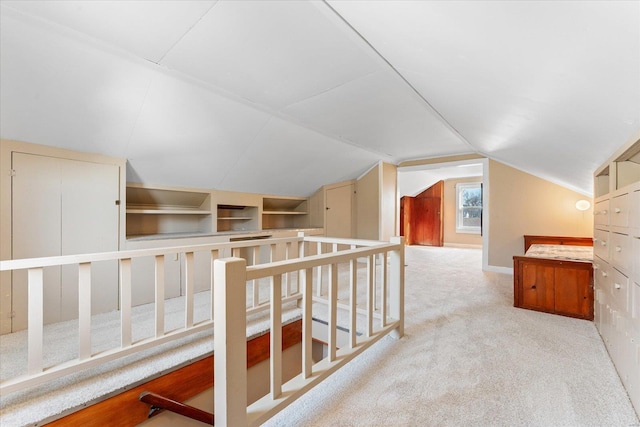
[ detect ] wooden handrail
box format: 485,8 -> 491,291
139,391 -> 214,425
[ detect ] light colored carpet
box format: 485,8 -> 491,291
263,246 -> 640,426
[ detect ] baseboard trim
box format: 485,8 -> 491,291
443,243 -> 482,249
483,265 -> 513,274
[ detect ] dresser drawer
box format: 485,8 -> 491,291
611,267 -> 630,313
593,258 -> 611,294
629,190 -> 640,230
610,232 -> 632,274
632,281 -> 640,326
633,236 -> 640,284
594,199 -> 610,227
611,193 -> 630,227
593,229 -> 610,260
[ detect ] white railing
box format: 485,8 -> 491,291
0,233 -> 404,426
214,236 -> 405,427
0,235 -> 303,394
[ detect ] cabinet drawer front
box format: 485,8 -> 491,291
521,263 -> 555,310
633,281 -> 640,326
629,190 -> 640,230
594,199 -> 610,226
594,229 -> 610,260
611,193 -> 630,227
611,267 -> 630,313
554,266 -> 592,318
610,232 -> 632,273
593,258 -> 611,293
633,236 -> 640,284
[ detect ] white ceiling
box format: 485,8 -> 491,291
1,1 -> 638,196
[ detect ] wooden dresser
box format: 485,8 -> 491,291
513,235 -> 594,320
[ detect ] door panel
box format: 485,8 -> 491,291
326,185 -> 352,238
12,153 -> 62,330
61,159 -> 120,319
555,267 -> 591,317
11,153 -> 120,330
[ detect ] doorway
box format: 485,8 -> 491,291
397,159 -> 486,253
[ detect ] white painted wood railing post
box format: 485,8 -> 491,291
210,250 -> 219,320
154,255 -> 165,338
78,262 -> 92,360
214,257 -> 247,427
349,256 -> 357,348
366,255 -> 374,337
302,268 -> 313,378
381,252 -> 388,328
316,241 -> 322,297
27,267 -> 44,375
252,246 -> 260,307
270,274 -> 282,398
185,252 -> 194,328
328,263 -> 338,362
389,237 -> 405,338
120,258 -> 132,347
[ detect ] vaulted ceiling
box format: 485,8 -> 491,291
1,1 -> 638,196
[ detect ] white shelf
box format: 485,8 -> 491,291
126,184 -> 213,237
218,216 -> 254,220
127,209 -> 211,215
262,211 -> 307,215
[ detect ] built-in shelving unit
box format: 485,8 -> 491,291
262,196 -> 309,230
126,183 -> 213,238
216,204 -> 259,232
593,131 -> 640,416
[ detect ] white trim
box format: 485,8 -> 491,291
443,243 -> 482,249
455,182 -> 482,234
483,264 -> 513,274
481,158 -> 490,272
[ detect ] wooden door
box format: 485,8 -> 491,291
521,263 -> 555,311
12,153 -> 63,329
406,181 -> 443,247
413,197 -> 442,246
554,267 -> 591,318
325,185 -> 352,238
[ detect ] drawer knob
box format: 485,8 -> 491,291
614,207 -> 622,213
601,241 -> 607,246
602,210 -> 608,215
614,283 -> 621,290
602,272 -> 608,277
615,246 -> 622,252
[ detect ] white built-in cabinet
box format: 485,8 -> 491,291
3,143 -> 124,332
593,131 -> 640,415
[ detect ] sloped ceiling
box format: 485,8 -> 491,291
1,1 -> 638,196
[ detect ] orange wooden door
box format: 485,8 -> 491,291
413,197 -> 442,246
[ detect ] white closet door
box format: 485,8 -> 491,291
12,153 -> 120,330
12,153 -> 62,330
61,159 -> 119,320
325,185 -> 352,238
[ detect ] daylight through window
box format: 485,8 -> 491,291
456,182 -> 482,234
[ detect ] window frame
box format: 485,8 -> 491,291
456,182 -> 482,235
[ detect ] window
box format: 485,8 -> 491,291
456,182 -> 482,234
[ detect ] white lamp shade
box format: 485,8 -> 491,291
575,200 -> 591,211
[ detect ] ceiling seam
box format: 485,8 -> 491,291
321,0 -> 479,154
155,0 -> 220,64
